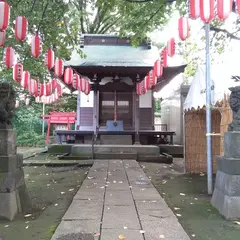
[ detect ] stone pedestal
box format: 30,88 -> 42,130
0,129 -> 31,221
212,132 -> 240,219
212,86 -> 240,220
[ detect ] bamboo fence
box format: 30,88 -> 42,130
184,96 -> 232,173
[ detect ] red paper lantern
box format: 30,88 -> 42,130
188,0 -> 200,19
15,16 -> 28,41
37,82 -> 44,97
200,0 -> 215,23
148,70 -> 156,88
143,77 -> 149,91
35,96 -> 40,103
136,82 -> 142,95
0,2 -> 10,31
28,79 -> 38,96
79,77 -> 86,92
84,81 -> 91,95
141,80 -> 147,94
144,75 -> 150,90
237,0 -> 240,15
64,67 -> 73,85
13,63 -> 23,82
44,48 -> 55,70
52,78 -> 57,89
31,34 -> 42,58
43,82 -> 52,96
0,30 -> 5,47
217,0 -> 233,20
160,48 -> 168,68
167,38 -> 175,57
154,60 -> 163,78
3,46 -> 15,68
54,91 -> 59,101
178,17 -> 190,41
54,58 -> 64,77
72,73 -> 80,89
41,96 -> 46,104
56,83 -> 62,96
21,71 -> 30,89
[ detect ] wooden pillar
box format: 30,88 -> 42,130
93,89 -> 99,133
75,91 -> 81,130
134,92 -> 140,144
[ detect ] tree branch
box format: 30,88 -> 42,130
37,0 -> 50,33
125,0 -> 175,2
210,26 -> 240,41
125,0 -> 153,2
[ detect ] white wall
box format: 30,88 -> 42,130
161,94 -> 181,145
139,90 -> 152,108
80,91 -> 94,107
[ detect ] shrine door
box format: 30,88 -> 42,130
99,92 -> 133,129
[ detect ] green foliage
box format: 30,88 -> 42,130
154,98 -> 161,114
13,101 -> 49,146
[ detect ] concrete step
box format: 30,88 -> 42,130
71,144 -> 159,155
58,155 -> 92,160
100,135 -> 132,145
58,153 -> 137,160
95,153 -> 137,160
159,144 -> 184,157
23,159 -> 94,167
137,154 -> 173,164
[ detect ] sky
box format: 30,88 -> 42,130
153,10 -> 240,99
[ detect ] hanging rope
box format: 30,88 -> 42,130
114,90 -> 117,122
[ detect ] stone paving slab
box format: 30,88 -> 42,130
101,229 -> 144,240
138,209 -> 175,221
131,186 -> 162,200
135,199 -> 169,210
51,159 -> 190,240
102,206 -> 141,229
51,220 -> 100,240
74,188 -> 105,200
63,200 -> 103,221
142,220 -> 190,240
105,190 -> 134,206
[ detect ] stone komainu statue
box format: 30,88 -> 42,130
228,86 -> 240,131
0,82 -> 16,125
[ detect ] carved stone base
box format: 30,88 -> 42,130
212,131 -> 240,220
0,131 -> 32,220
212,167 -> 240,220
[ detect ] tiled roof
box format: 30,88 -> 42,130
65,45 -> 159,68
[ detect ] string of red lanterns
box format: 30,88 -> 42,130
137,0 -> 235,96
0,0 -> 91,107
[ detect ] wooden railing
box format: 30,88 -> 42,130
154,124 -> 168,131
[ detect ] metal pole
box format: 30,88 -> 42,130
114,90 -> 117,121
42,103 -> 45,136
205,23 -> 213,195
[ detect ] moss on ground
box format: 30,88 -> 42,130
142,160 -> 240,240
0,165 -> 89,240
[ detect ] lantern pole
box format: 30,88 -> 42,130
42,103 -> 45,136
205,23 -> 213,195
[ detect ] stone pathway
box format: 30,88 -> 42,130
51,160 -> 190,240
